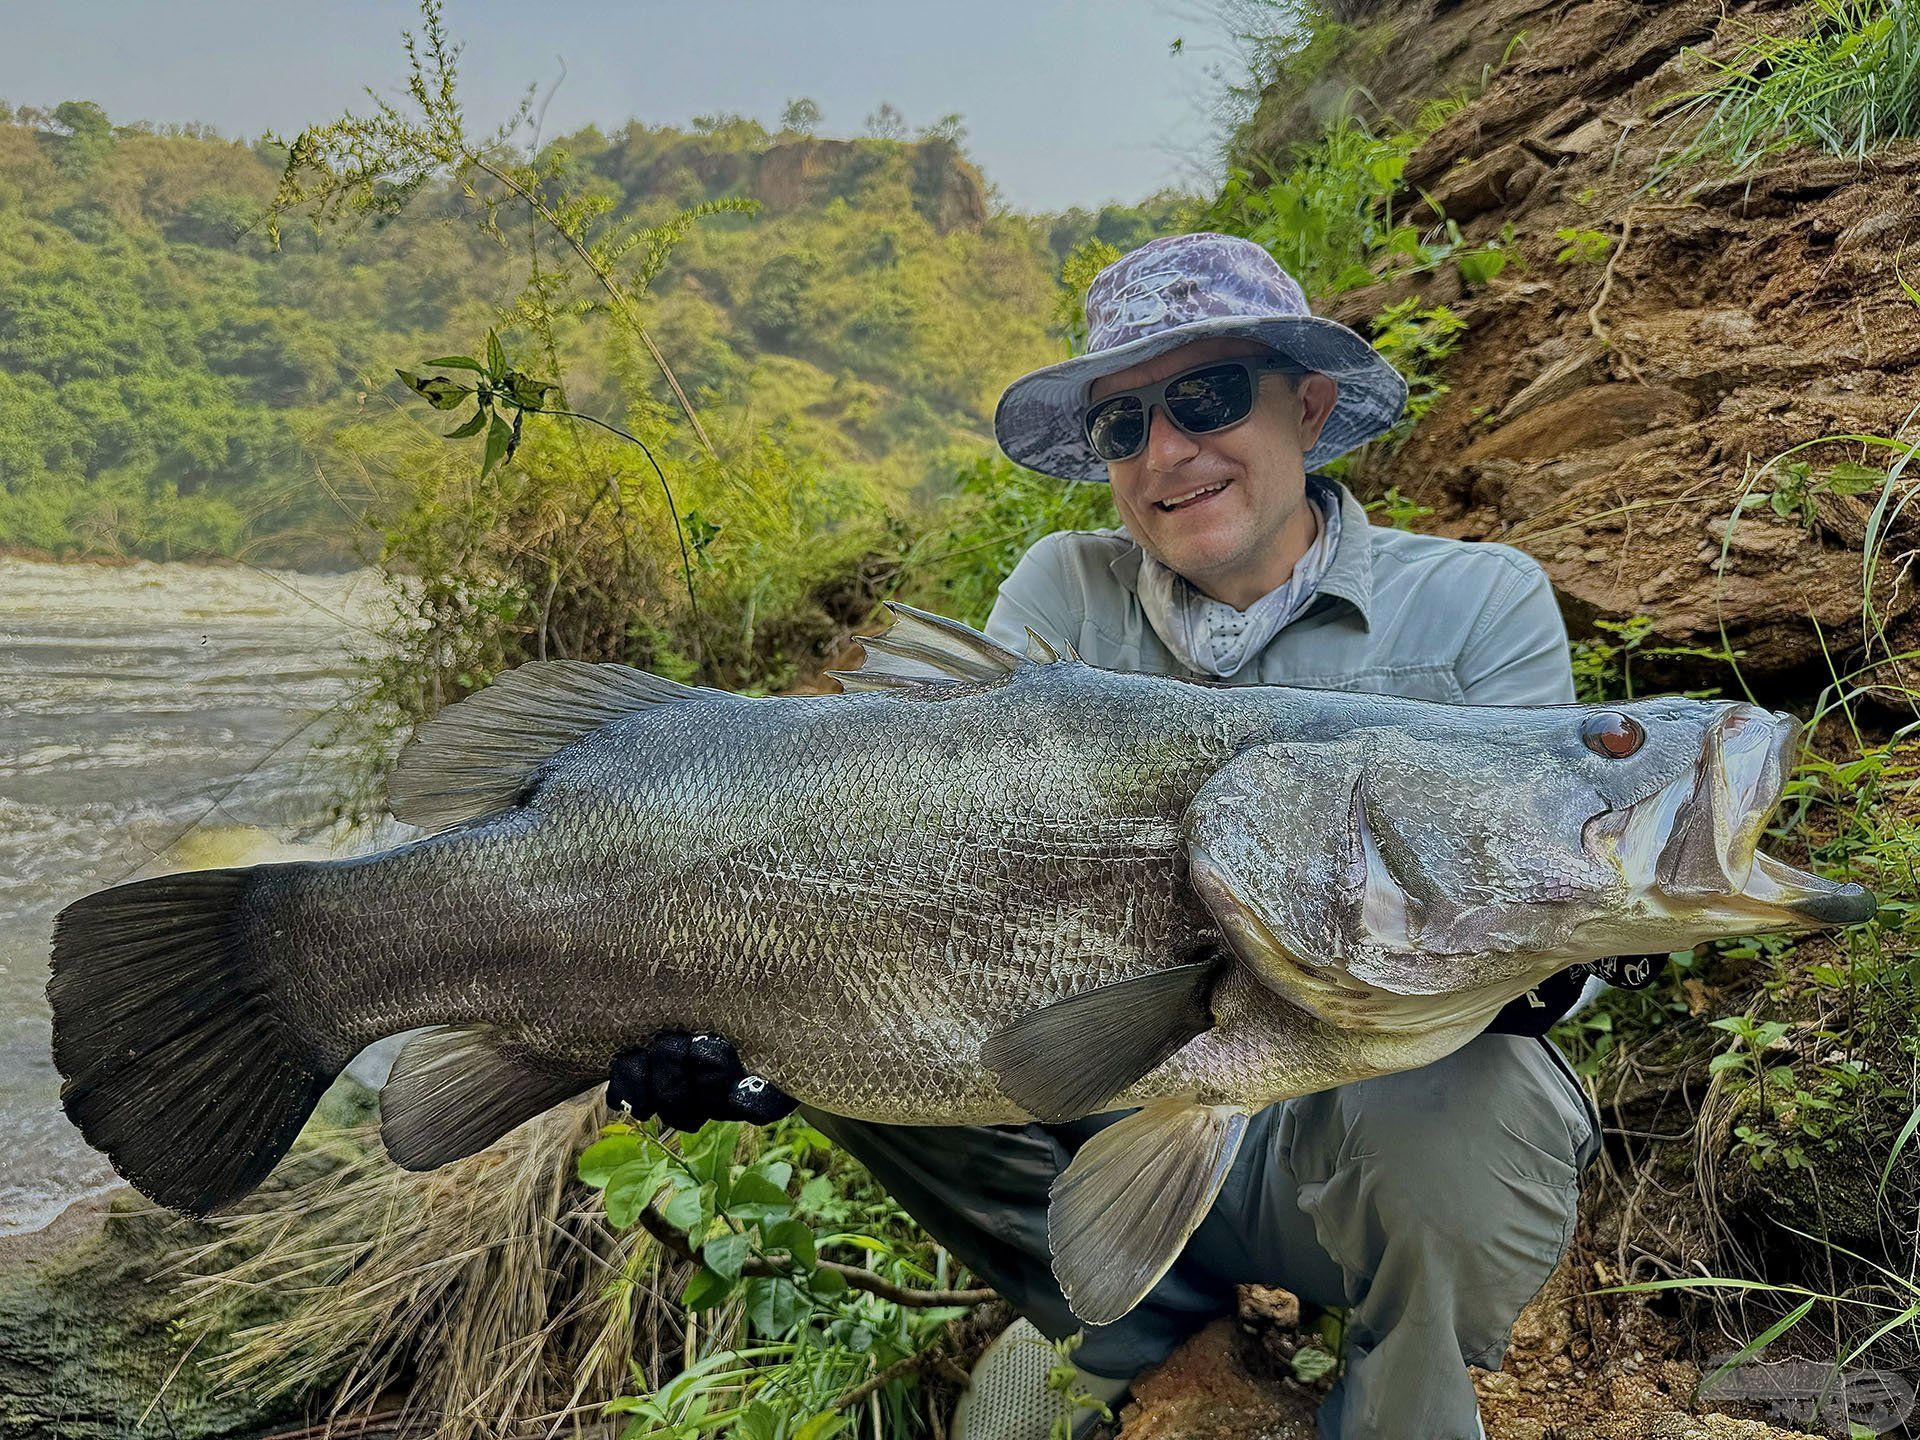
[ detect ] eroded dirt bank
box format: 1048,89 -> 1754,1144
1114,0 -> 1920,1432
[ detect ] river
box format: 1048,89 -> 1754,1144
0,558 -> 392,1235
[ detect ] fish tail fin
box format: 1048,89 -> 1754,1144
49,866 -> 338,1216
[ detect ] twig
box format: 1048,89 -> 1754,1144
471,156 -> 716,460
1588,205 -> 1646,384
833,1300 -> 1011,1412
520,404 -> 701,642
632,1204 -> 996,1308
836,1350 -> 929,1412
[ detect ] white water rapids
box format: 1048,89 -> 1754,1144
0,558 -> 392,1235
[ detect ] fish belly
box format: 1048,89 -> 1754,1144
261,699 -> 1223,1124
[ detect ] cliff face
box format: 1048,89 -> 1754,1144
1261,0 -> 1920,689
750,136 -> 990,232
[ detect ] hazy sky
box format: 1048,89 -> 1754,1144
0,1 -> 1266,211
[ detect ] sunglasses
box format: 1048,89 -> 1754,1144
1083,356 -> 1310,463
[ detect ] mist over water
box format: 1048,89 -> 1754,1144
0,559 -> 390,1234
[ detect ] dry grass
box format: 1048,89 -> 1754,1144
171,1096 -> 697,1440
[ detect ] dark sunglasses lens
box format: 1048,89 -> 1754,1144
1165,364 -> 1254,434
1086,396 -> 1146,460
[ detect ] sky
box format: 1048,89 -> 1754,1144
0,1 -> 1268,212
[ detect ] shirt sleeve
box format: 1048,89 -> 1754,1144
1454,553 -> 1576,706
983,534 -> 1083,652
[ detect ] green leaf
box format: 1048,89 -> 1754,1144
1697,1296 -> 1815,1396
736,1402 -> 779,1440
825,1233 -> 889,1254
682,1122 -> 740,1187
661,1178 -> 705,1234
797,1175 -> 834,1213
702,1230 -> 753,1282
1824,461 -> 1885,495
444,407 -> 489,440
604,1157 -> 670,1229
485,328 -> 507,381
481,413 -> 512,477
423,355 -> 486,373
1878,1100 -> 1920,1204
1457,247 -> 1509,286
827,1316 -> 874,1352
794,1413 -> 846,1440
726,1171 -> 792,1226
506,372 -> 554,409
1290,1343 -> 1338,1383
682,1264 -> 736,1311
578,1134 -> 643,1188
745,1276 -> 809,1337
397,368 -> 471,409
808,1267 -> 847,1298
763,1217 -> 815,1271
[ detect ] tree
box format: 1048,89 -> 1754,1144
863,102 -> 906,140
779,97 -> 822,134
920,112 -> 967,145
50,99 -> 112,173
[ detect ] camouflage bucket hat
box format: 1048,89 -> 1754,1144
994,232 -> 1410,483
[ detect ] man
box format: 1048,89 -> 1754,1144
616,234 -> 1633,1439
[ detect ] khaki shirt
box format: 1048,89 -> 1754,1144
981,477 -> 1575,707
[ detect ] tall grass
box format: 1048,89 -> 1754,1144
1559,425 -> 1920,1391
1651,0 -> 1920,184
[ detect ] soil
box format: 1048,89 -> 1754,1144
1293,0 -> 1920,694
1113,1274 -> 1832,1440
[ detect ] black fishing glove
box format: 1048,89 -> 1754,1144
1486,953 -> 1665,1036
607,1029 -> 798,1130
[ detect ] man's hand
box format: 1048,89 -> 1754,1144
1580,954 -> 1664,990
608,1030 -> 798,1130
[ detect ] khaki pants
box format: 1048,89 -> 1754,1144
805,1032 -> 1601,1440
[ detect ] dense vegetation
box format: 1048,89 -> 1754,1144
0,94 -> 1178,564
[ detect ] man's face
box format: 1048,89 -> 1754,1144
1089,336 -> 1339,596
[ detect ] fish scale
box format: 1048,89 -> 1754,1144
47,604 -> 1876,1323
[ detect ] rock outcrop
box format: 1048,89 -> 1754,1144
1276,0 -> 1920,688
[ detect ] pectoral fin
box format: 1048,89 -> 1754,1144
381,1026 -> 597,1170
1049,1098 -> 1250,1325
980,961 -> 1219,1123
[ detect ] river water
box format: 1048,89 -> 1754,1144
0,559 -> 392,1235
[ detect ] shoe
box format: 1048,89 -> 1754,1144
948,1317 -> 1131,1440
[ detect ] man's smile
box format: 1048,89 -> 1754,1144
1154,478 -> 1233,512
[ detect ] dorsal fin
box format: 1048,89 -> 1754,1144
830,601 -> 1049,694
388,659 -> 729,831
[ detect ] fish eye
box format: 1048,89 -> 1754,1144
1581,711 -> 1645,759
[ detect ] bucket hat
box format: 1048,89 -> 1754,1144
994,232 -> 1409,483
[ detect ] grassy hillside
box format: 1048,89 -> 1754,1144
0,97 -> 1177,564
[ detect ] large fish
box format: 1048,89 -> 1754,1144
49,604 -> 1874,1323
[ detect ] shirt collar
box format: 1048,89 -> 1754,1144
1106,473 -> 1377,632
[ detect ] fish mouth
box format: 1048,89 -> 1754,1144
1601,706 -> 1875,931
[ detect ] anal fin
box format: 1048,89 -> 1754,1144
1049,1099 -> 1250,1325
980,961 -> 1219,1122
380,1026 -> 596,1171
